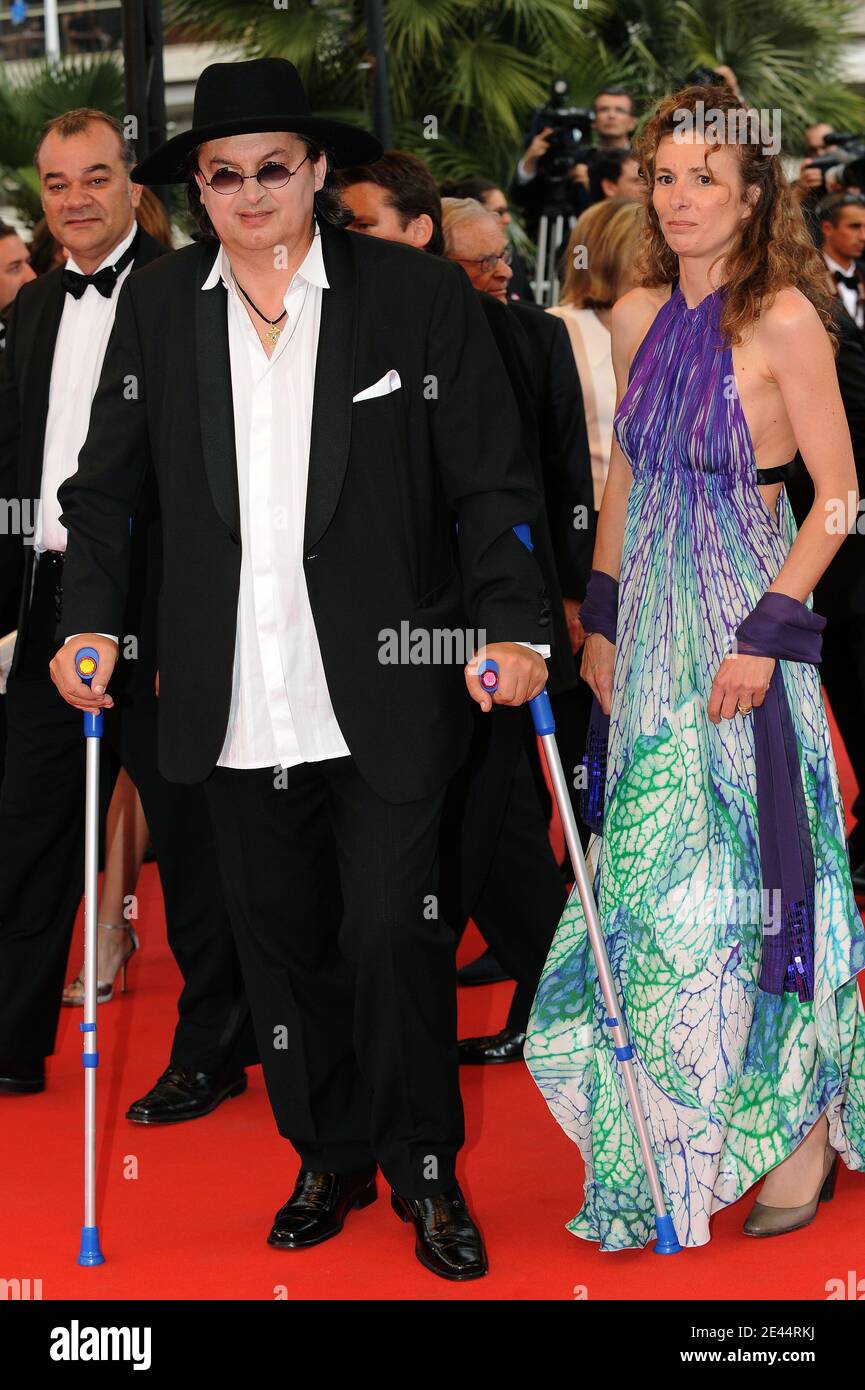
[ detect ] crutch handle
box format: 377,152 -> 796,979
74,647 -> 103,739
475,658 -> 555,733
75,646 -> 100,683
477,656 -> 500,693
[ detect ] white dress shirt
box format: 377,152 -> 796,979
208,225 -> 352,771
824,250 -> 864,329
206,227 -> 548,770
37,220 -> 138,553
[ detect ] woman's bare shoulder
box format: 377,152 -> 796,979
759,284 -> 823,333
611,284 -> 671,363
755,284 -> 827,355
612,283 -> 670,325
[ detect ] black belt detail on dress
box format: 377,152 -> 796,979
754,457 -> 798,485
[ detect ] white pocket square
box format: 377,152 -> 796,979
353,369 -> 401,402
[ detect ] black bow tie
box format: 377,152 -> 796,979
833,268 -> 859,292
62,265 -> 118,299
61,229 -> 140,300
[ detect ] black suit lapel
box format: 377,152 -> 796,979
194,244 -> 240,536
304,224 -> 357,553
835,292 -> 865,344
131,225 -> 169,271
19,271 -> 65,498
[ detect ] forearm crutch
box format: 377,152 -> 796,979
74,647 -> 106,1267
477,657 -> 681,1255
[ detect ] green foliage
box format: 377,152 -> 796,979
0,55 -> 125,225
165,0 -> 865,187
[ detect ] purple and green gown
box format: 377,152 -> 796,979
525,282 -> 865,1250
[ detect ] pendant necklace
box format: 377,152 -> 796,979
235,278 -> 287,347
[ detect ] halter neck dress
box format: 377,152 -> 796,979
525,279 -> 865,1250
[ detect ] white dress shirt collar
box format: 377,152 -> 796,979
823,250 -> 857,278
200,221 -> 329,297
64,218 -> 138,278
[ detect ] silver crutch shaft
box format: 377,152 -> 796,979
476,655 -> 681,1255
75,647 -> 106,1267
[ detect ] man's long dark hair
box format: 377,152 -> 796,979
183,135 -> 350,241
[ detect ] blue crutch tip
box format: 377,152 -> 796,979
77,1225 -> 105,1266
652,1214 -> 682,1254
529,690 -> 555,736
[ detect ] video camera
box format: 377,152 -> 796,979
808,132 -> 865,192
532,80 -> 594,185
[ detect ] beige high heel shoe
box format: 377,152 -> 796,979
743,1139 -> 839,1237
61,921 -> 140,1006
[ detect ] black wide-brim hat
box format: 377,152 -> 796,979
132,56 -> 382,185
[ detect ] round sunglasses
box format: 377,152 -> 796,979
199,153 -> 311,196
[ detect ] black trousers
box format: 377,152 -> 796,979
0,554 -> 254,1071
822,613 -> 865,833
441,706 -> 567,1033
0,693 -> 6,791
204,757 -> 460,1198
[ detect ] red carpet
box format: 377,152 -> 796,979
1,712 -> 862,1302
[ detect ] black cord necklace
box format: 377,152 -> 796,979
234,278 -> 288,346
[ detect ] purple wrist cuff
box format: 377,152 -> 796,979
580,569 -> 619,646
735,592 -> 825,665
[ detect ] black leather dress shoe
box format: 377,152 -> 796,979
268,1169 -> 378,1249
391,1184 -> 488,1281
0,1058 -> 45,1094
458,1027 -> 526,1064
125,1066 -> 247,1124
456,948 -> 511,986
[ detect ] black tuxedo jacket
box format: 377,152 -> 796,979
508,301 -> 595,600
787,280 -> 865,621
56,224 -> 549,800
476,294 -> 594,694
0,227 -> 167,688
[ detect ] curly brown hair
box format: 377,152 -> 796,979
633,84 -> 837,350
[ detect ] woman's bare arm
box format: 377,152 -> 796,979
590,292 -> 643,580
581,289 -> 657,710
759,288 -> 858,602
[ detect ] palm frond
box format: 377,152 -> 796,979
0,55 -> 126,225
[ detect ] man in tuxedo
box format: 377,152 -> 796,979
50,60 -> 549,1281
0,109 -> 253,1115
788,191 -> 865,890
0,221 -> 37,790
440,195 -> 596,1046
442,200 -> 596,779
339,158 -> 593,1060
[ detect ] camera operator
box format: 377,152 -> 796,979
792,127 -> 865,240
509,85 -> 636,233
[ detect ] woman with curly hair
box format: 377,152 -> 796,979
526,85 -> 865,1249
